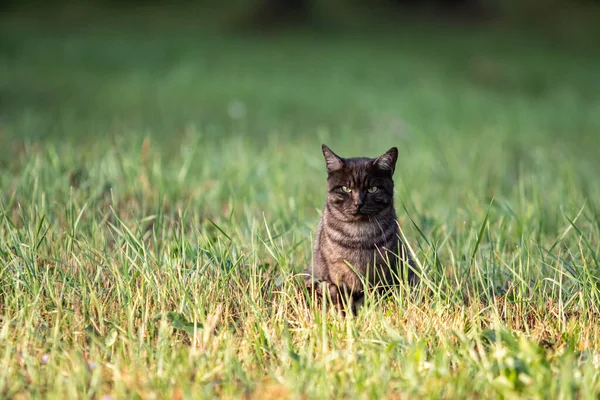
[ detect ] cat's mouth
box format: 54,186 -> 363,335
349,209 -> 375,218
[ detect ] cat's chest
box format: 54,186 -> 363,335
321,220 -> 398,263
324,219 -> 397,246
330,244 -> 395,265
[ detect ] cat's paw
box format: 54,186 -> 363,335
305,278 -> 340,304
304,277 -> 319,292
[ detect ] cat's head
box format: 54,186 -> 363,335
321,144 -> 398,221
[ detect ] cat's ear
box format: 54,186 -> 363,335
322,144 -> 344,173
373,147 -> 398,175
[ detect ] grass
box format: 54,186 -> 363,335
1,7 -> 600,399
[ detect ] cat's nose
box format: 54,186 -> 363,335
355,197 -> 365,209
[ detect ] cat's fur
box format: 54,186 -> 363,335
305,144 -> 417,308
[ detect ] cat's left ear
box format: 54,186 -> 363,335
322,144 -> 344,173
373,147 -> 398,175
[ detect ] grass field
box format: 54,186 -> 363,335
2,8 -> 600,399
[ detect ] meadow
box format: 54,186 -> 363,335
1,7 -> 600,399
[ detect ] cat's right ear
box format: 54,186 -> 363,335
322,144 -> 344,173
373,147 -> 398,175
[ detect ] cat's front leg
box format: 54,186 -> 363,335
305,277 -> 343,306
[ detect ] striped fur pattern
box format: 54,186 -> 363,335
305,144 -> 416,308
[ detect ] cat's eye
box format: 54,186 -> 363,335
367,186 -> 378,193
341,186 -> 352,193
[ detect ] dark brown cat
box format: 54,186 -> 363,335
305,144 -> 417,308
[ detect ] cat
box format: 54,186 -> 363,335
304,144 -> 417,310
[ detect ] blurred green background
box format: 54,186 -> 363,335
2,0 -> 599,148
1,0 -> 599,221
